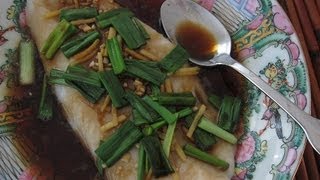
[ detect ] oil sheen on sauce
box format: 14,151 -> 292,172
175,20 -> 218,60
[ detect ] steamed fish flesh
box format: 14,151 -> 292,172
26,0 -> 236,179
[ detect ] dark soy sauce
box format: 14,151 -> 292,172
176,20 -> 218,60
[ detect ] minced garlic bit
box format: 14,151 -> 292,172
100,43 -> 106,50
124,47 -> 148,60
71,18 -> 96,25
173,67 -> 200,76
116,166 -> 123,175
70,49 -> 98,65
138,49 -> 158,61
120,153 -> 131,163
74,0 -> 80,8
108,27 -> 117,39
97,52 -> 104,71
138,86 -> 146,93
70,39 -> 100,61
175,143 -> 187,162
100,95 -> 111,112
135,91 -> 143,96
146,169 -> 153,180
192,106 -> 199,112
104,58 -> 110,65
43,10 -> 61,19
133,79 -> 143,86
134,79 -> 146,96
117,114 -> 127,123
173,172 -> 180,180
165,79 -> 173,93
100,114 -> 127,132
100,49 -> 105,58
187,104 -> 207,138
89,60 -> 95,68
93,0 -> 100,6
112,105 -> 118,125
100,120 -> 117,132
100,44 -> 107,57
79,24 -> 93,32
160,84 -> 165,92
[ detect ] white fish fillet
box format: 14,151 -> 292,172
26,0 -> 235,179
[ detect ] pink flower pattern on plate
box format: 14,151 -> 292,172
272,5 -> 293,35
19,10 -> 27,28
235,133 -> 256,163
196,0 -> 215,10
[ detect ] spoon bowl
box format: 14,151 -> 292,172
160,0 -> 231,66
161,0 -> 320,154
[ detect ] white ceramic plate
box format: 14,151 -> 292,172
0,0 -> 310,179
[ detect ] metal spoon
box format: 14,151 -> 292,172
160,0 -> 320,154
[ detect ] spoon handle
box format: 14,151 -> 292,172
215,54 -> 320,154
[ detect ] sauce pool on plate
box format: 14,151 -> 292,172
175,20 -> 218,60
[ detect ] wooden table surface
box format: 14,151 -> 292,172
277,0 -> 320,179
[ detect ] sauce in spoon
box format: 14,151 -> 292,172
175,20 -> 218,60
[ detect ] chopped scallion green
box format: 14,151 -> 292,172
107,37 -> 126,74
49,67 -> 105,103
183,144 -> 229,170
217,96 -> 242,133
111,14 -> 147,49
142,126 -> 154,136
50,68 -> 101,87
66,80 -> 105,103
151,84 -> 161,96
67,65 -> 100,81
154,92 -> 196,106
185,115 -> 216,151
140,136 -> 174,177
125,60 -> 166,86
149,107 -> 193,130
41,19 -> 77,59
99,71 -> 127,108
60,31 -> 96,51
19,39 -> 35,85
96,9 -> 148,49
143,96 -> 178,124
163,121 -> 177,157
133,17 -> 150,39
208,94 -> 222,109
159,45 -> 190,73
61,30 -> 101,58
96,18 -> 113,29
150,120 -> 167,131
96,8 -> 133,21
137,145 -> 146,180
96,158 -> 106,175
60,7 -> 98,21
132,108 -> 149,126
198,116 -> 237,144
125,91 -> 160,123
95,121 -> 143,167
38,76 -> 53,121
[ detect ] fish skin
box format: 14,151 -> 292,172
26,0 -> 235,179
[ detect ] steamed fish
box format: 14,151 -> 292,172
26,0 -> 236,179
